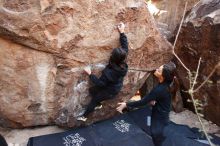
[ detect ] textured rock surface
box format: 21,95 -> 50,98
0,0 -> 172,128
174,0 -> 220,126
150,0 -> 199,38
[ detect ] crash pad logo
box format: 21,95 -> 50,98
63,133 -> 86,146
113,120 -> 131,133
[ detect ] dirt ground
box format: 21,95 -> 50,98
0,109 -> 219,146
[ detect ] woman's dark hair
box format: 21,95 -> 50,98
162,62 -> 179,104
0,134 -> 7,146
109,48 -> 127,66
162,62 -> 177,83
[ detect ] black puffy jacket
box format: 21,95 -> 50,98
89,33 -> 128,96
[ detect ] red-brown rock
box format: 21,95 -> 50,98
0,0 -> 172,128
149,0 -> 199,38
174,0 -> 220,126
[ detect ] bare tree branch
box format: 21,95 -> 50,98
189,93 -> 214,146
128,68 -> 152,72
192,57 -> 202,90
194,63 -> 220,92
172,2 -> 190,73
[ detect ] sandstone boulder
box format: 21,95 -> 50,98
174,0 -> 220,126
150,0 -> 199,38
0,0 -> 172,128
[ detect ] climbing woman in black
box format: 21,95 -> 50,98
77,22 -> 128,121
116,62 -> 178,146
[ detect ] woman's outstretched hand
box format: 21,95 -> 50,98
117,22 -> 125,33
116,102 -> 127,113
149,100 -> 156,106
84,66 -> 91,75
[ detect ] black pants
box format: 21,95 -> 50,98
83,88 -> 115,116
150,114 -> 169,146
0,134 -> 7,146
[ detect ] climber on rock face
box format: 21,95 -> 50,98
76,22 -> 129,121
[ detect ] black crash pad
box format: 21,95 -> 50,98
28,106 -> 220,146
